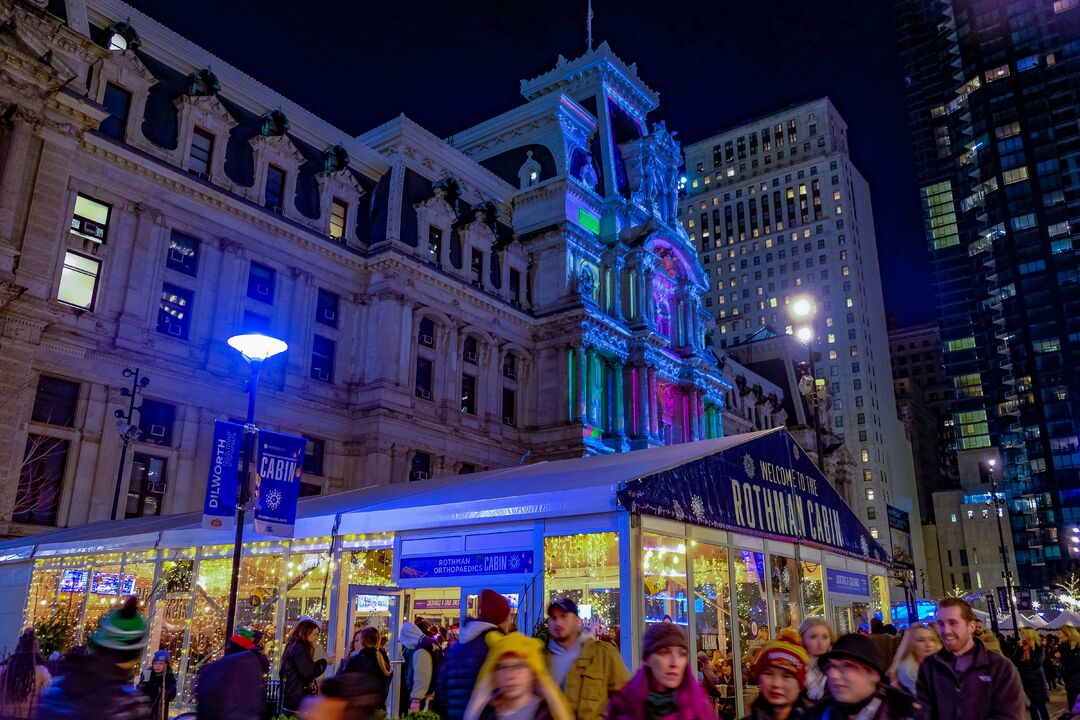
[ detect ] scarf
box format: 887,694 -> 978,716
646,689 -> 677,719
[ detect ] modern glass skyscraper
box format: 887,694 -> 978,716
893,0 -> 1080,587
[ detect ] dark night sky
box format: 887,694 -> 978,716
128,0 -> 934,326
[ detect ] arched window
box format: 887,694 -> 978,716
463,336 -> 478,364
502,353 -> 518,380
418,317 -> 435,348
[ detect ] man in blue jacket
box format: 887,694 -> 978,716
433,589 -> 511,720
917,597 -> 1024,720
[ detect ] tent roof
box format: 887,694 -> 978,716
0,427 -> 886,564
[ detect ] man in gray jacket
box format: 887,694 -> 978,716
917,597 -> 1024,720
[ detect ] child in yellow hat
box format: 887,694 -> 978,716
463,633 -> 573,720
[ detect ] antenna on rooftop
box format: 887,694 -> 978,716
587,0 -> 594,52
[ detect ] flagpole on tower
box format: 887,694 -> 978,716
587,0 -> 594,51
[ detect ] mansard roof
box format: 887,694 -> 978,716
519,41 -> 659,114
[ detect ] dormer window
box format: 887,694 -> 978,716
188,127 -> 214,177
265,165 -> 286,210
529,170 -> 539,186
428,226 -> 442,266
329,198 -> 348,241
100,84 -> 131,141
470,249 -> 483,286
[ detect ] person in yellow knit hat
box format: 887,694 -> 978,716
464,632 -> 573,720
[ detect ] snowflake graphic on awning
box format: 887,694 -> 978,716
508,554 -> 521,571
691,495 -> 705,523
264,489 -> 283,511
743,453 -> 756,479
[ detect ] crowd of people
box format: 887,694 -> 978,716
4,594 -> 1080,720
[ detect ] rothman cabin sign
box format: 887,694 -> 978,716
617,429 -> 889,564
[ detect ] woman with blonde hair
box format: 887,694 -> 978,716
798,617 -> 832,701
886,622 -> 939,695
463,632 -> 572,720
1058,625 -> 1080,710
1013,627 -> 1050,720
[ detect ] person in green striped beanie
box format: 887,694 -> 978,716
38,597 -> 152,720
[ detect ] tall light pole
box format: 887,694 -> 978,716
223,333 -> 288,644
790,296 -> 825,470
987,459 -> 1020,638
111,368 -> 149,520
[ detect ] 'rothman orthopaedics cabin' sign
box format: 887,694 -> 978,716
617,429 -> 889,563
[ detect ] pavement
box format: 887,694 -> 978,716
1049,687 -> 1070,718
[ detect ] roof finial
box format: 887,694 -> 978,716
587,0 -> 594,52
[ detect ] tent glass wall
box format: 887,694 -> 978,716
643,533 -> 688,626
544,533 -> 620,642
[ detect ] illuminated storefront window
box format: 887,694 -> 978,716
544,533 -> 620,644
691,542 -> 736,718
734,550 -> 769,708
870,575 -> 891,623
800,561 -> 825,618
643,533 -> 688,626
770,555 -> 801,632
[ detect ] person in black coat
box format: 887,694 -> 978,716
342,628 -> 392,709
1013,629 -> 1050,720
138,650 -> 177,720
196,628 -> 271,720
280,618 -> 331,716
1058,627 -> 1080,711
433,590 -> 511,720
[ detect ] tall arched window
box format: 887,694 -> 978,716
418,317 -> 435,348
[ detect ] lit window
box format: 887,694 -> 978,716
950,513 -> 958,523
827,333 -> 835,344
70,194 -> 111,244
329,198 -> 348,241
58,251 -> 100,309
157,283 -> 193,340
967,509 -> 974,519
870,528 -> 879,539
861,449 -> 870,463
846,297 -> 854,307
1002,167 -> 1029,185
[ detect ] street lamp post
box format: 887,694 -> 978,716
790,297 -> 825,470
111,368 -> 150,520
987,459 -> 1020,638
223,333 -> 288,644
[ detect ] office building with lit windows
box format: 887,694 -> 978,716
680,98 -> 926,582
893,0 -> 1080,587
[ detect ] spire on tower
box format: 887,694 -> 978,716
587,0 -> 594,52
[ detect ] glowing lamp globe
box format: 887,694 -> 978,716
791,296 -> 814,319
795,326 -> 813,344
228,333 -> 288,362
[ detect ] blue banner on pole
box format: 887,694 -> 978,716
252,430 -> 306,538
202,420 -> 243,530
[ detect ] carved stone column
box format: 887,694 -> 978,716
575,344 -> 588,423
647,366 -> 658,438
585,346 -> 599,425
688,389 -> 700,442
612,359 -> 626,436
0,113 -> 35,264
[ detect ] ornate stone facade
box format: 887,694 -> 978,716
0,0 -> 782,536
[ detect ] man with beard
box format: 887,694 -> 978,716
917,597 -> 1024,720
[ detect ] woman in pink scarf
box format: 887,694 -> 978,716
607,623 -> 717,720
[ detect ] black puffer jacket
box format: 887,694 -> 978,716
1060,643 -> 1080,690
802,684 -> 917,720
37,653 -> 151,720
196,648 -> 270,720
1013,645 -> 1050,703
342,647 -> 392,708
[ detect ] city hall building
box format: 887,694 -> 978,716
0,0 -> 784,541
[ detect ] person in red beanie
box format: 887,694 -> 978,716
744,629 -> 813,720
606,623 -> 715,720
433,589 -> 512,720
